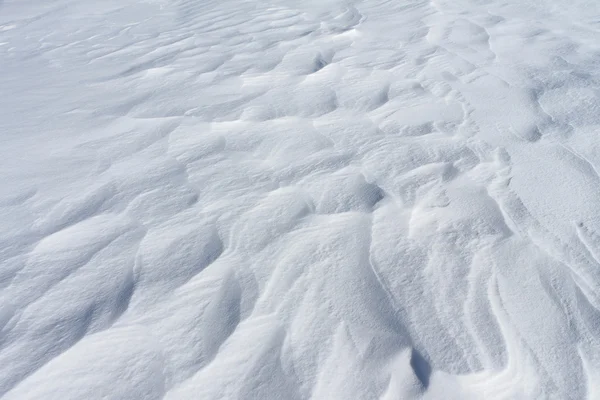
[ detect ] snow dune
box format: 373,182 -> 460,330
2,0 -> 600,398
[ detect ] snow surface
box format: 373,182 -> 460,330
2,0 -> 600,398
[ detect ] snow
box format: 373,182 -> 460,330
1,0 -> 600,398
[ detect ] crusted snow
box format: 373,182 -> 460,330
2,0 -> 600,398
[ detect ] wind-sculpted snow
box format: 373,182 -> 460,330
1,0 -> 600,398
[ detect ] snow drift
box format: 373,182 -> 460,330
1,0 -> 600,398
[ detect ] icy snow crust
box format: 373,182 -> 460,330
1,0 -> 600,398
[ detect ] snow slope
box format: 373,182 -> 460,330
2,0 -> 600,398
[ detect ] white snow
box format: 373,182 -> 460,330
2,0 -> 600,398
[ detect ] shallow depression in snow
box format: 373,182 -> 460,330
2,0 -> 600,398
